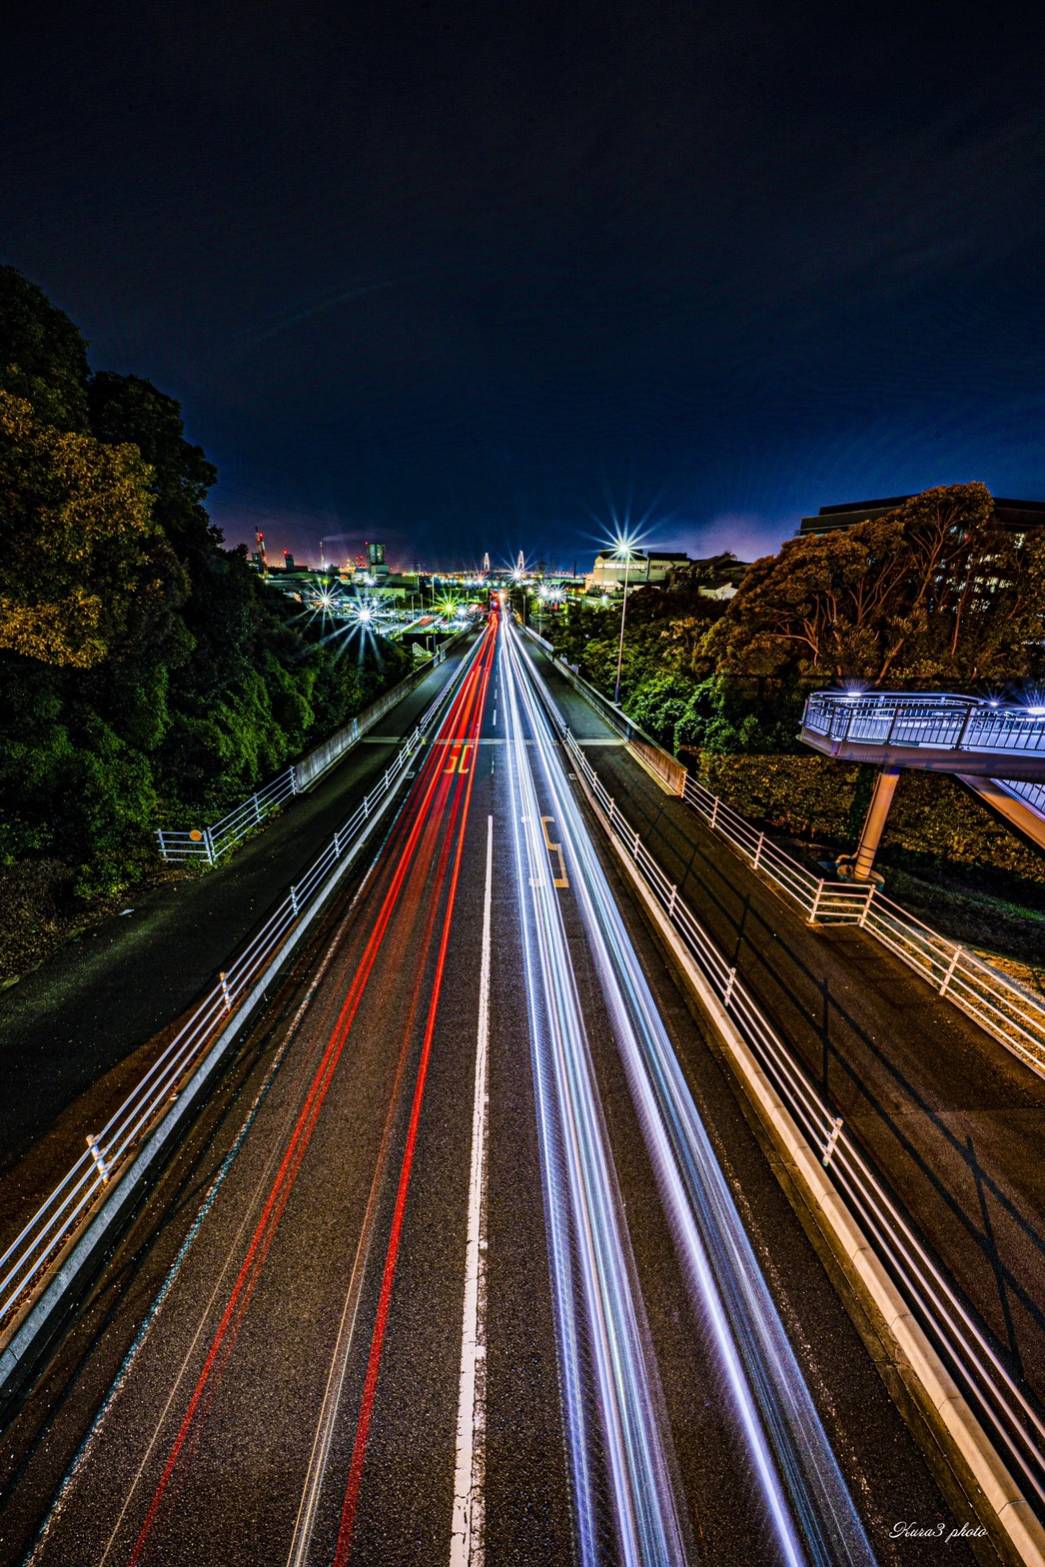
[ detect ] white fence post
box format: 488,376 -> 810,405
821,1117 -> 844,1168
204,828 -> 215,867
219,970 -> 233,1012
252,793 -> 262,826
668,885 -> 678,919
939,946 -> 963,997
809,879 -> 824,923
290,765 -> 299,796
752,831 -> 765,871
85,1134 -> 111,1185
858,884 -> 875,928
290,885 -> 299,917
723,966 -> 737,1006
710,796 -> 720,831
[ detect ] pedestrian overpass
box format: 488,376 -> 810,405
799,691 -> 1045,878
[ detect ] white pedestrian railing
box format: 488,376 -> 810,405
520,625 -> 686,793
681,773 -> 866,924
996,776 -> 1045,817
802,690 -> 1045,758
156,632 -> 471,864
561,724 -> 1045,1519
523,626 -> 1045,1075
680,773 -> 1045,1077
0,652 -> 472,1335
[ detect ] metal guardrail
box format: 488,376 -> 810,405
680,773 -> 1045,1078
681,773 -> 865,923
998,777 -> 1045,817
803,691 -> 1045,757
156,632 -> 471,864
0,651 -> 474,1334
561,723 -> 1045,1522
520,624 -> 686,794
523,630 -> 1045,1075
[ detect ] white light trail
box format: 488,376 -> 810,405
503,617 -> 876,1567
502,623 -> 688,1567
449,814 -> 493,1567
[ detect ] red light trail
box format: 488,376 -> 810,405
129,619 -> 497,1565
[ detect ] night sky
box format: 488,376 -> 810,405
5,1 -> 1044,568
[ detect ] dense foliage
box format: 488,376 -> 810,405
0,269 -> 409,906
704,484 -> 1045,688
543,489 -> 1045,758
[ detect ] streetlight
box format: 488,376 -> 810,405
611,531 -> 641,706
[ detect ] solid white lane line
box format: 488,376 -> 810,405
449,813 -> 493,1567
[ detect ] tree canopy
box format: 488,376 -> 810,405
0,270 -> 409,906
539,488 -> 1044,759
704,484 -> 1045,687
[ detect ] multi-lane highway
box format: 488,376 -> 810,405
0,609 -> 985,1565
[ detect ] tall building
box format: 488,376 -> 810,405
798,496 -> 1045,540
587,548 -> 690,590
366,540 -> 389,579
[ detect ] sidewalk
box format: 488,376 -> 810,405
528,643 -> 1045,1412
0,640 -> 475,1173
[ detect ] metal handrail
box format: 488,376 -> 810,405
519,623 -> 1044,1074
560,723 -> 1045,1516
0,644 -> 479,1331
156,631 -> 473,863
679,772 -> 1045,1076
803,691 -> 1045,757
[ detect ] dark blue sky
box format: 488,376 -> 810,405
4,1 -> 1044,568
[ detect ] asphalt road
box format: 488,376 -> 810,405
526,643 -> 1045,1416
0,614 -> 986,1566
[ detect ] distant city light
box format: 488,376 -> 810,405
610,529 -> 642,563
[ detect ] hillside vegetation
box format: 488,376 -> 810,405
0,269 -> 409,975
542,492 -> 1045,954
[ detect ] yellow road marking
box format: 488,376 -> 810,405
541,816 -> 569,888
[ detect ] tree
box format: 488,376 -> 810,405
703,484 -> 1044,688
0,268 -> 416,927
0,266 -> 91,431
0,391 -> 187,669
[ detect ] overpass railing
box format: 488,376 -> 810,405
995,777 -> 1045,817
802,691 -> 1045,758
156,631 -> 471,864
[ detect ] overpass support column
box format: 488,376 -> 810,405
848,766 -> 901,881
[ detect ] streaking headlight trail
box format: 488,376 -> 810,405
502,614 -> 876,1567
503,624 -> 689,1567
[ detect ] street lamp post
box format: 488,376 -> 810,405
612,534 -> 639,706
